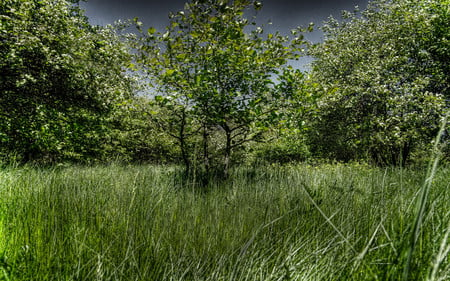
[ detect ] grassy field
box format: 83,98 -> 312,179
0,163 -> 449,280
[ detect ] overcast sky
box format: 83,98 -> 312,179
80,0 -> 369,70
81,0 -> 368,40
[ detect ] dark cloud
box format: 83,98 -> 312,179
79,0 -> 368,70
260,0 -> 365,25
81,0 -> 368,33
261,0 -> 367,41
80,0 -> 185,28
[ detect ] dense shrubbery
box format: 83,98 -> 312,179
308,0 -> 449,165
0,0 -> 448,167
0,0 -> 133,164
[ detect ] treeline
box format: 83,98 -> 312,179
0,0 -> 448,171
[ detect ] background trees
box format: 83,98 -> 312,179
309,0 -> 448,165
0,0 -> 133,163
0,0 -> 447,167
135,0 -> 306,175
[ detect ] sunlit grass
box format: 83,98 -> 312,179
0,163 -> 448,280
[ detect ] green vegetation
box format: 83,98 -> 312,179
134,0 -> 307,176
0,163 -> 449,280
0,0 -> 134,164
1,0 -> 449,279
309,0 -> 449,165
1,0 -> 448,167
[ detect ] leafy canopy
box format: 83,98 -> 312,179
135,0 -> 306,174
309,0 -> 448,164
0,0 -> 133,163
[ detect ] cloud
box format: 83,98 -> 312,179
81,0 -> 186,28
81,0 -> 367,38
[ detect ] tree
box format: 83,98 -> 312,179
256,68 -> 320,164
107,95 -> 181,164
136,0 -> 305,176
0,0 -> 133,163
309,0 -> 448,165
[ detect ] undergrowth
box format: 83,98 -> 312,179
0,162 -> 448,280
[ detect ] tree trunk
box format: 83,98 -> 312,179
179,110 -> 190,173
202,122 -> 210,177
223,125 -> 232,179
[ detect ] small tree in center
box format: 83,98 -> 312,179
136,0 -> 305,177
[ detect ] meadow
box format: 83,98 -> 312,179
0,162 -> 448,281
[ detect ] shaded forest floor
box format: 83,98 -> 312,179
0,163 -> 449,280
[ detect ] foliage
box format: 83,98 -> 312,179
247,69 -> 320,164
309,0 -> 449,165
0,0 -> 133,163
250,129 -> 311,164
135,0 -> 306,176
107,96 -> 181,163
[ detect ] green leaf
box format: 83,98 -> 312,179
165,69 -> 176,76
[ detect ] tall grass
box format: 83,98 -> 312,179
0,162 -> 448,280
402,113 -> 449,281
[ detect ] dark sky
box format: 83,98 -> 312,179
80,0 -> 368,41
79,0 -> 369,70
